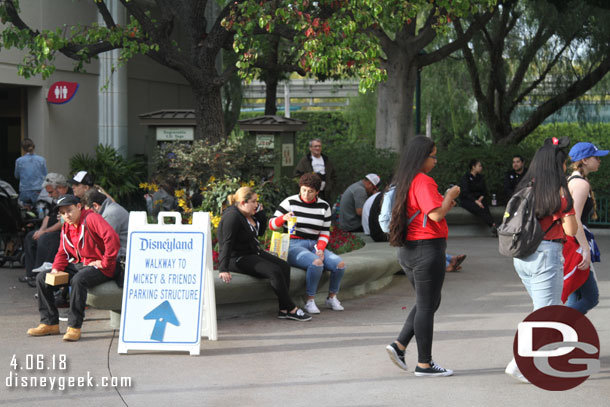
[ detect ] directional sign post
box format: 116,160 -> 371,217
118,211 -> 217,355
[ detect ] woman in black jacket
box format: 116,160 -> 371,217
459,159 -> 497,236
217,186 -> 311,321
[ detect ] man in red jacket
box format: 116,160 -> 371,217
27,194 -> 120,341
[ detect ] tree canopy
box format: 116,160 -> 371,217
455,0 -> 610,144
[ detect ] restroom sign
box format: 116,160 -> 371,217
118,211 -> 217,355
47,81 -> 79,104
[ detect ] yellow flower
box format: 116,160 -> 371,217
178,198 -> 187,208
207,175 -> 216,184
140,182 -> 159,192
174,189 -> 185,198
211,215 -> 222,229
248,180 -> 255,187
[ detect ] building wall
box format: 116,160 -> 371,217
0,0 -> 192,181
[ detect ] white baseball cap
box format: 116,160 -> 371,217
365,173 -> 380,186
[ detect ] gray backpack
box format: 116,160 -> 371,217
497,184 -> 557,258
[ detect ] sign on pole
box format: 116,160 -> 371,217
118,211 -> 217,355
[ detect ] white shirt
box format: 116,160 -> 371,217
311,155 -> 326,190
361,192 -> 380,235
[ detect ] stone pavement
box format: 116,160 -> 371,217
0,236 -> 608,407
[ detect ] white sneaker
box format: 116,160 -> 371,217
32,262 -> 53,273
325,296 -> 344,311
304,299 -> 320,314
505,358 -> 529,383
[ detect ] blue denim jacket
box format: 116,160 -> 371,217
14,153 -> 47,192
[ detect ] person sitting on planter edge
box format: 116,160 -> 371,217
459,159 -> 498,236
270,173 -> 346,314
27,195 -> 120,342
217,186 -> 311,321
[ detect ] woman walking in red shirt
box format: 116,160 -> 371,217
385,136 -> 461,377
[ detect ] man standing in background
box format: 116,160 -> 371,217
294,138 -> 337,203
14,138 -> 47,206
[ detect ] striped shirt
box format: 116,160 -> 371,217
270,194 -> 332,250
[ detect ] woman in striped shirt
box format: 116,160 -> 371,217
270,173 -> 346,314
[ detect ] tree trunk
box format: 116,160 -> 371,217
193,83 -> 226,143
264,73 -> 279,115
375,45 -> 418,152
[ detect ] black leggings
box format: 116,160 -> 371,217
461,200 -> 495,227
230,250 -> 295,311
396,239 -> 446,364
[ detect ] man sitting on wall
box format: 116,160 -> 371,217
339,174 -> 380,232
27,195 -> 120,342
20,173 -> 72,287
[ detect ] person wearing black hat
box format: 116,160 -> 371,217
68,170 -> 95,198
27,194 -> 120,342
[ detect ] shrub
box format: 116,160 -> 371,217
521,123 -> 610,196
430,144 -> 535,205
69,144 -> 147,211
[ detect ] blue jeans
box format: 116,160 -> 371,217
287,239 -> 345,296
565,265 -> 599,314
513,241 -> 564,311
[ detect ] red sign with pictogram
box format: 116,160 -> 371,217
47,81 -> 79,104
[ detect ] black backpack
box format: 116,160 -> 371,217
497,184 -> 557,258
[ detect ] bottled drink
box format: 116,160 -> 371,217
37,203 -> 45,219
491,193 -> 497,207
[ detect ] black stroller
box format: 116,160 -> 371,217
0,183 -> 41,268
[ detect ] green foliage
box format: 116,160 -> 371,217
421,56 -> 477,147
229,0 -> 498,92
0,3 -> 157,79
429,122 -> 610,204
153,135 -> 273,190
429,144 -> 535,205
69,145 -> 147,210
520,123 -> 610,194
196,176 -> 296,220
342,90 -> 377,144
197,177 -> 244,216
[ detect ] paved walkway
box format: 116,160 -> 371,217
1,236 -> 608,406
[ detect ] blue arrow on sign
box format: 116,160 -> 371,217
143,300 -> 180,342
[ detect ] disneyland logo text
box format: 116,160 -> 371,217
138,238 -> 194,252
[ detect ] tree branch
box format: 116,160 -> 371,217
503,55 -> 610,144
420,10 -> 495,67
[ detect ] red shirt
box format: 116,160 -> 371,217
540,195 -> 575,240
406,173 -> 448,240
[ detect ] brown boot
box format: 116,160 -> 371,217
27,324 -> 60,337
63,327 -> 81,342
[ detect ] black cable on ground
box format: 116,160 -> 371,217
107,329 -> 129,406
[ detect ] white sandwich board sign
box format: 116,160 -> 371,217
118,211 -> 217,355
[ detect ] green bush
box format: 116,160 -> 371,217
430,144 -> 535,205
522,123 -> 610,196
196,176 -> 296,220
153,135 -> 271,189
429,123 -> 610,205
69,145 -> 147,211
